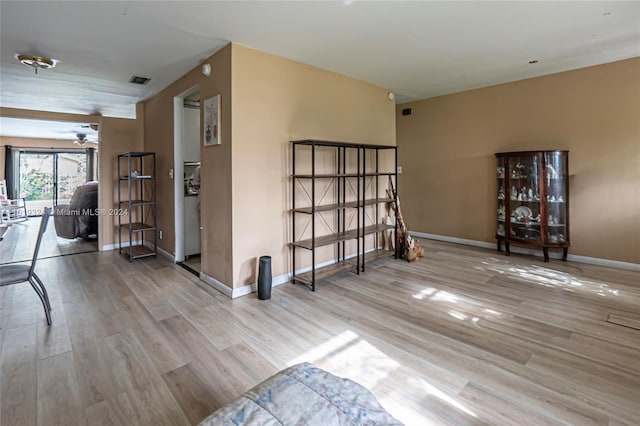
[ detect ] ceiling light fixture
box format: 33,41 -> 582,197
15,54 -> 58,74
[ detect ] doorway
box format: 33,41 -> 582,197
174,85 -> 202,276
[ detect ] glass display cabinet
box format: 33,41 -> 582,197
495,151 -> 569,262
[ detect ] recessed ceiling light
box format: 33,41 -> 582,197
529,60 -> 539,64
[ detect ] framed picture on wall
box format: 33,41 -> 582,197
203,95 -> 220,146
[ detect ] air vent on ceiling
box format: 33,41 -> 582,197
129,75 -> 151,85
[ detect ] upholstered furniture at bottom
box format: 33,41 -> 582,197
199,362 -> 402,426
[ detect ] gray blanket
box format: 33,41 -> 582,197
199,363 -> 402,426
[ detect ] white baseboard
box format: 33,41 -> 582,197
410,231 -> 640,272
100,241 -> 142,252
101,240 -> 173,262
200,272 -> 233,298
143,241 -> 174,260
212,247 -> 381,299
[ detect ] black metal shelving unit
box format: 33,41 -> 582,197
290,140 -> 397,291
117,152 -> 157,261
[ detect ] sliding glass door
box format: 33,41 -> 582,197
19,151 -> 88,215
57,153 -> 88,205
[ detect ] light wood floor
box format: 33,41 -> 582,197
0,217 -> 97,265
1,240 -> 639,425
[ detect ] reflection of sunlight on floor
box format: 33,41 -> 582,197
288,330 -> 399,389
412,287 -> 437,300
288,330 -> 477,424
449,311 -> 467,321
413,377 -> 477,418
474,258 -> 625,298
431,290 -> 459,303
411,285 -> 507,327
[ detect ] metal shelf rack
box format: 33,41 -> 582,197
117,152 -> 157,261
290,140 -> 397,291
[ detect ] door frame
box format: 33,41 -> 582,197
173,84 -> 200,263
18,149 -> 91,212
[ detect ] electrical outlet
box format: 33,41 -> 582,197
168,168 -> 174,179
397,166 -> 403,174
159,230 -> 163,240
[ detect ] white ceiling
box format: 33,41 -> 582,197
1,1 -> 639,126
0,117 -> 99,143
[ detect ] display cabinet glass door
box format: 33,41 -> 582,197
507,154 -> 542,242
497,162 -> 506,238
545,152 -> 568,244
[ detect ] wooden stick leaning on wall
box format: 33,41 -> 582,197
387,176 -> 424,262
387,176 -> 407,259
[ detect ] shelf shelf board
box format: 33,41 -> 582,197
292,173 -> 359,179
290,139 -> 362,148
363,172 -> 396,177
118,152 -> 155,158
290,140 -> 396,150
122,245 -> 157,259
548,224 -> 567,227
119,200 -> 153,206
293,202 -> 357,214
292,249 -> 392,285
292,198 -> 394,214
363,197 -> 394,206
511,222 -> 541,227
292,229 -> 359,250
120,222 -> 156,232
120,176 -> 153,180
291,224 -> 393,250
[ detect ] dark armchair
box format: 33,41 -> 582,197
54,181 -> 98,239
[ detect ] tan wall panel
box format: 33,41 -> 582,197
231,45 -> 396,288
0,108 -> 141,248
396,58 -> 640,264
143,44 -> 233,285
101,117 -> 142,247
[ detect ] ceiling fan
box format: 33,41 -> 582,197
74,133 -> 88,146
71,124 -> 98,146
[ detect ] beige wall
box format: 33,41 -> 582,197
0,107 -> 141,248
143,44 -> 233,285
396,58 -> 640,264
231,45 -> 396,288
